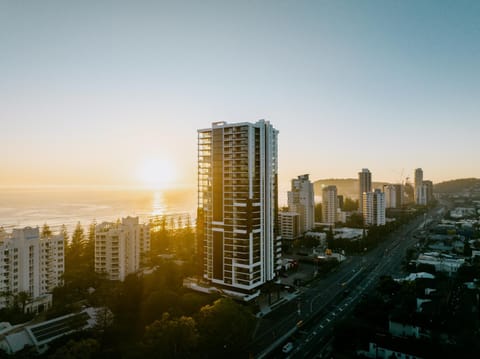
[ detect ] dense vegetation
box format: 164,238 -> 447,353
434,178 -> 480,193
0,221 -> 256,359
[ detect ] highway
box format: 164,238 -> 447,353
250,205 -> 444,358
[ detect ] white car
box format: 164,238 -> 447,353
282,342 -> 294,354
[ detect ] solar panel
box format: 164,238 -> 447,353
29,312 -> 90,342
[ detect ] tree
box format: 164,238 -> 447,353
377,276 -> 400,298
405,248 -> 416,261
60,224 -> 69,242
60,222 -> 97,304
343,197 -> 358,211
346,213 -> 364,228
85,221 -> 96,272
41,223 -> 52,239
326,226 -> 334,250
180,293 -> 214,316
49,338 -> 100,359
150,215 -> 171,254
196,298 -> 255,357
464,240 -> 472,257
142,313 -> 199,358
14,291 -> 31,313
140,289 -> 179,325
71,222 -> 85,252
66,222 -> 85,271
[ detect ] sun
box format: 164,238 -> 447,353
138,158 -> 177,189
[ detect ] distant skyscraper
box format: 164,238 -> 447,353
358,168 -> 372,213
197,120 -> 280,298
423,180 -> 434,203
322,185 -> 338,225
383,184 -> 397,209
393,184 -> 404,208
288,174 -> 315,233
416,184 -> 428,206
337,195 -> 344,210
363,189 -> 386,226
383,184 -> 404,209
414,168 -> 423,204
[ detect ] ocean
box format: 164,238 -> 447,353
0,187 -> 197,234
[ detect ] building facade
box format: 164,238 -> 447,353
359,168 -> 372,213
322,185 -> 338,225
383,185 -> 396,209
288,174 -> 315,233
95,216 -> 150,281
197,120 -> 281,297
383,184 -> 403,209
279,212 -> 300,242
363,189 -> 386,226
0,227 -> 64,311
423,180 -> 433,204
416,184 -> 428,206
414,168 -> 423,204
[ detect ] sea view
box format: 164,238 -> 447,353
0,186 -> 197,233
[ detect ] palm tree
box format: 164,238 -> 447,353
14,291 -> 31,313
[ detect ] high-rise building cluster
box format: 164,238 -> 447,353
358,167 -> 433,226
280,174 -> 316,241
194,120 -> 441,299
0,227 -> 64,312
95,216 -> 150,281
196,120 -> 281,299
287,174 -> 315,232
383,184 -> 403,209
358,168 -> 386,226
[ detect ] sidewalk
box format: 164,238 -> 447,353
256,288 -> 300,317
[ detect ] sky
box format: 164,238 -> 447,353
1,0 -> 479,191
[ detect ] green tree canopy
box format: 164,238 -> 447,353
196,298 -> 255,357
49,338 -> 100,359
41,223 -> 52,239
142,313 -> 198,358
343,197 -> 358,211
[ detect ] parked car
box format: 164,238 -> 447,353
282,342 -> 294,354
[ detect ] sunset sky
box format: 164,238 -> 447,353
1,0 -> 479,190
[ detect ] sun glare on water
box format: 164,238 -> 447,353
138,158 -> 177,189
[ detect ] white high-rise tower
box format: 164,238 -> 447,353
363,189 -> 386,226
197,120 -> 281,299
322,185 -> 338,225
288,174 -> 315,232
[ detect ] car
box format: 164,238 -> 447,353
282,342 -> 294,354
